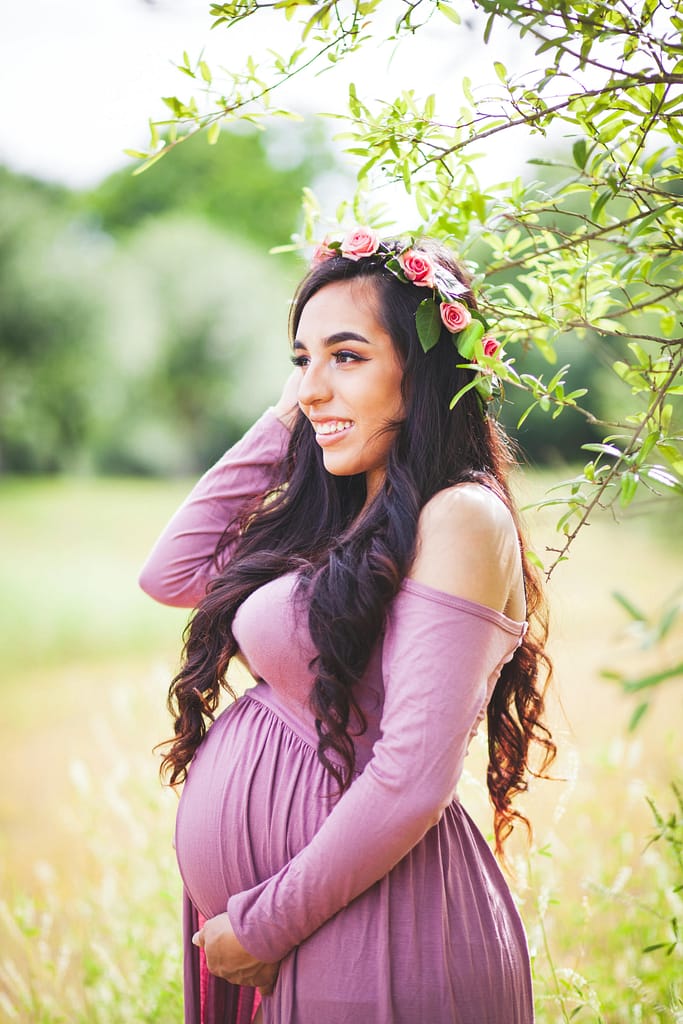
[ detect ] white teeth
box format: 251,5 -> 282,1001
316,420 -> 353,435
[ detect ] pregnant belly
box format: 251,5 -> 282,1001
175,693 -> 335,919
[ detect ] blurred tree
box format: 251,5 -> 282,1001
92,213 -> 293,474
0,170 -> 107,472
86,121 -> 334,249
0,123 -> 338,474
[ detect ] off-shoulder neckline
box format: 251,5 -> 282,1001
253,569 -> 528,635
400,577 -> 527,634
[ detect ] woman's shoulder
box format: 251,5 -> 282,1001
418,481 -> 516,538
411,482 -> 523,616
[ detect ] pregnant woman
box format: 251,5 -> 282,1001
139,228 -> 555,1024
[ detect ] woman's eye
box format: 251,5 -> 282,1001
290,350 -> 364,369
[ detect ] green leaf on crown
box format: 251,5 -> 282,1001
470,309 -> 490,331
416,297 -> 442,352
449,377 -> 480,409
454,319 -> 484,360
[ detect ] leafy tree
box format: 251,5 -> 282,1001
92,213 -> 293,474
0,122 -> 334,473
135,0 -> 683,572
0,169 -> 106,472
90,121 -> 334,249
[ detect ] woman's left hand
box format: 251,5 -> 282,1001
193,912 -> 280,995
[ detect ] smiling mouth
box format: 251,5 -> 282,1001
314,420 -> 354,436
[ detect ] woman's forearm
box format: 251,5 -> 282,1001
138,408 -> 290,608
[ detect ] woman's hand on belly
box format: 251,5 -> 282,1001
193,912 -> 280,995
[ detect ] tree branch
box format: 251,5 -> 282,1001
545,346 -> 683,576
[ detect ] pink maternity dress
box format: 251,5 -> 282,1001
139,409 -> 534,1024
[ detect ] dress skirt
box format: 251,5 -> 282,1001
175,692 -> 534,1024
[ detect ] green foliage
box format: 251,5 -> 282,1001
644,783 -> 683,958
0,169 -> 108,473
145,0 -> 683,571
0,124 -> 329,473
525,783 -> 683,1022
90,214 -> 293,474
91,121 -> 333,248
602,587 -> 683,729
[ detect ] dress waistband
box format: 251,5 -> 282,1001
242,683 -> 363,777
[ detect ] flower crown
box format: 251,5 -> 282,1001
311,226 -> 503,410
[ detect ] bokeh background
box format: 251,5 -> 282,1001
1,2 -> 681,1021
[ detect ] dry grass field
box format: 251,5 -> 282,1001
1,473 -> 681,1022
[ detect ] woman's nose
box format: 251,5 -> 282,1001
297,360 -> 333,407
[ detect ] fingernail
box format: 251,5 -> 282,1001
192,931 -> 201,946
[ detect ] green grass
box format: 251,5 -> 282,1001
0,476 -> 189,674
1,475 -> 681,1022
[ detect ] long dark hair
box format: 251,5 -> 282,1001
160,239 -> 555,855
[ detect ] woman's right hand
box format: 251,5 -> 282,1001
193,912 -> 280,994
273,368 -> 302,429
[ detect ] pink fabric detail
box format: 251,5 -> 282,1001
197,911 -> 209,1024
196,909 -> 260,1024
251,991 -> 262,1020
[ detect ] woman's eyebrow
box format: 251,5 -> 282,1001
293,331 -> 372,350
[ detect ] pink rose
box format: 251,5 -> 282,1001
440,301 -> 472,333
311,240 -> 336,266
398,249 -> 435,288
340,226 -> 380,261
482,334 -> 501,357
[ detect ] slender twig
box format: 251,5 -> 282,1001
483,209 -> 652,275
146,17 -> 364,161
608,283 -> 683,319
545,347 -> 683,577
620,86 -> 671,185
405,72 -> 683,172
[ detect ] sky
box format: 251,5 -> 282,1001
0,0 -> 531,193
1,0 -> 242,187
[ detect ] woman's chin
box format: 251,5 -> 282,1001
321,457 -> 356,477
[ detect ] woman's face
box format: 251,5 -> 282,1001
294,278 -> 405,500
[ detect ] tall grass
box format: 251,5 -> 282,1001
1,475 -> 681,1022
525,769 -> 683,1022
0,691 -> 183,1022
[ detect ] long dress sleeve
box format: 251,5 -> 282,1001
138,408 -> 290,609
226,581 -> 526,963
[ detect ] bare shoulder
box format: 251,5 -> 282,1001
419,481 -> 516,536
411,482 -> 524,617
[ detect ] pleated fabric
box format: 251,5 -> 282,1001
176,694 -> 533,1024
